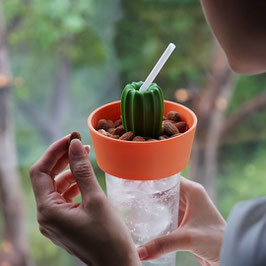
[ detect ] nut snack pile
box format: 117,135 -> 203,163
97,110 -> 188,142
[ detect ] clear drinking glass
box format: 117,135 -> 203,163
105,173 -> 180,266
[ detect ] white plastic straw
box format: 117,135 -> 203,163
139,43 -> 176,92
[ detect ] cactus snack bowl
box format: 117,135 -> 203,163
88,100 -> 197,180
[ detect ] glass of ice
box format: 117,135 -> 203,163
106,173 -> 180,266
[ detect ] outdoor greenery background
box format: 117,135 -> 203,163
1,0 -> 266,265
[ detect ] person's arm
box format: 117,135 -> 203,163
220,197 -> 266,266
200,0 -> 266,74
30,136 -> 141,266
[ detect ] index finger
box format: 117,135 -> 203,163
30,135 -> 70,202
35,135 -> 70,175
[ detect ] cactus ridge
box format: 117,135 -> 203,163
121,81 -> 164,138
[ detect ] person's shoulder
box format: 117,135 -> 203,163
221,196 -> 266,266
231,196 -> 266,221
234,196 -> 266,208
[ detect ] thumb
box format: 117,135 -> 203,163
137,228 -> 191,261
69,139 -> 102,200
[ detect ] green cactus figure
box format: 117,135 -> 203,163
121,81 -> 164,138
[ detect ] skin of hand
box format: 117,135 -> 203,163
137,177 -> 226,266
200,0 -> 266,74
29,136 -> 141,266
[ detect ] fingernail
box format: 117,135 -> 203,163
84,145 -> 91,154
70,139 -> 86,156
137,246 -> 148,260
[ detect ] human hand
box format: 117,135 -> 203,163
30,136 -> 141,266
137,177 -> 226,266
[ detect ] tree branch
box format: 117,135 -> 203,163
4,0 -> 31,38
221,90 -> 266,137
6,15 -> 22,35
193,42 -> 231,118
20,50 -> 71,144
19,101 -> 55,143
51,51 -> 70,126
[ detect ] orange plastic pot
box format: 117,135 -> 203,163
88,100 -> 197,180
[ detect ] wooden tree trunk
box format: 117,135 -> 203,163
0,1 -> 33,265
190,42 -> 235,202
50,51 -> 70,142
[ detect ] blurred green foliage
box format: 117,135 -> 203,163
4,0 -> 105,63
2,0 -> 266,265
219,141 -> 266,218
225,74 -> 266,143
116,0 -> 211,99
